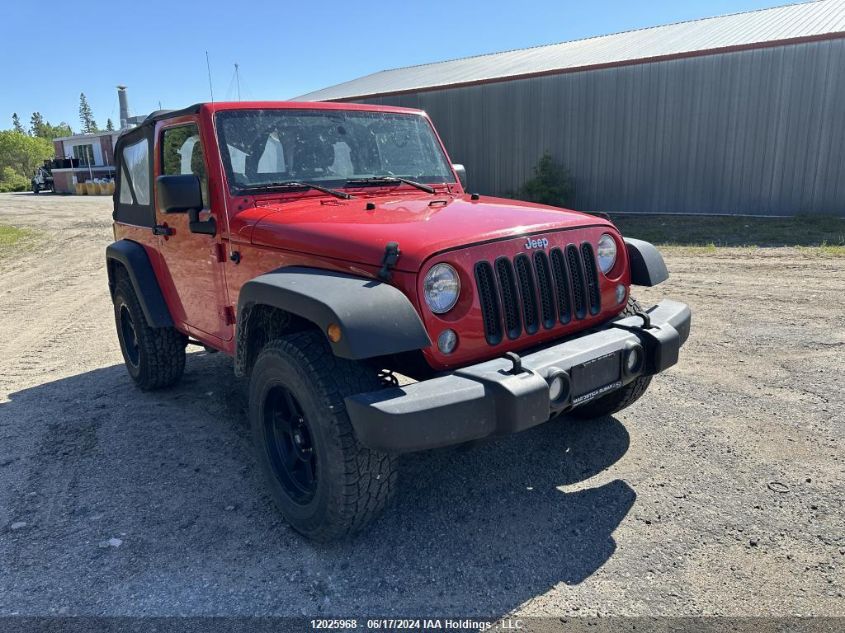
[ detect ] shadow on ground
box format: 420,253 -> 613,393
0,352 -> 634,615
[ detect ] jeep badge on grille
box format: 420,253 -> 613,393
524,237 -> 550,250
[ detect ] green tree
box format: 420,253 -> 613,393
518,152 -> 575,208
0,131 -> 53,191
28,112 -> 72,140
30,112 -> 46,137
48,121 -> 73,138
12,113 -> 25,135
0,166 -> 30,192
78,93 -> 98,133
106,118 -> 114,132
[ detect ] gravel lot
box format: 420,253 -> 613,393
0,192 -> 842,617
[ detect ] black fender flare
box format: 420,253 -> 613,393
105,240 -> 174,327
624,238 -> 669,286
236,267 -> 431,370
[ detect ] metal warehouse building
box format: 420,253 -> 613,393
299,0 -> 845,216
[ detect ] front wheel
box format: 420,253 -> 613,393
249,331 -> 396,541
571,297 -> 653,419
112,274 -> 187,390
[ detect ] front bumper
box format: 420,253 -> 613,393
346,299 -> 691,453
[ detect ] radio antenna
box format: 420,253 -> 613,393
206,52 -> 234,262
205,51 -> 214,103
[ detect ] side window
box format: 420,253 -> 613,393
119,166 -> 134,204
120,138 -> 150,205
161,124 -> 208,207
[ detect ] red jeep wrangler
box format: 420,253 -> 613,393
106,101 -> 690,540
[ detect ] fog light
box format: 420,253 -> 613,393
437,329 -> 458,354
549,376 -> 565,401
625,345 -> 644,375
616,284 -> 627,305
546,369 -> 571,404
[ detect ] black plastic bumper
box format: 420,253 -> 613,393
346,299 -> 691,453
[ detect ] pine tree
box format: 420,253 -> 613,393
12,113 -> 25,134
29,113 -> 72,140
105,118 -> 114,132
78,93 -> 98,133
30,112 -> 45,137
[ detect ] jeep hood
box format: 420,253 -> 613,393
246,194 -> 613,272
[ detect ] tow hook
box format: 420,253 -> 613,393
615,311 -> 680,374
504,352 -> 527,375
633,310 -> 652,329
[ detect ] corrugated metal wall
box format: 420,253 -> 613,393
354,39 -> 845,215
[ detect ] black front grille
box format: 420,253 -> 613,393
475,241 -> 602,346
514,254 -> 539,335
533,251 -> 556,329
549,248 -> 572,324
474,261 -> 502,345
566,244 -> 587,319
495,257 -> 522,340
581,243 -> 601,315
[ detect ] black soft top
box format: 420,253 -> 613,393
122,103 -> 204,135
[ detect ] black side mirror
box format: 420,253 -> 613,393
451,164 -> 467,189
157,174 -> 202,213
156,174 -> 215,236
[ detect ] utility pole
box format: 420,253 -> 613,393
235,63 -> 241,101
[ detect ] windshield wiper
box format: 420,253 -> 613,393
345,176 -> 435,194
236,181 -> 353,200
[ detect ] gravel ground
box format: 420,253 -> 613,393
0,192 -> 842,617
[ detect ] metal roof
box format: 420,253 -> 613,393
296,0 -> 845,101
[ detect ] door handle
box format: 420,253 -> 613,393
152,224 -> 174,236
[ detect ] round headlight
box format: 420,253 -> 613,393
597,233 -> 617,275
423,263 -> 460,314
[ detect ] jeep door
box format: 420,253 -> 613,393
153,118 -> 232,342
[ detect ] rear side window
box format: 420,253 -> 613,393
161,124 -> 209,207
118,166 -> 134,204
120,138 -> 150,205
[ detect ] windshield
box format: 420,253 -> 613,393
215,109 -> 455,194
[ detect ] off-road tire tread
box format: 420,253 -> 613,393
253,332 -> 396,541
113,273 -> 186,391
571,296 -> 653,418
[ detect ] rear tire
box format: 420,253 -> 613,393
249,331 -> 396,541
571,297 -> 653,419
112,274 -> 187,390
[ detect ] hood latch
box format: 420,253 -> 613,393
378,242 -> 401,282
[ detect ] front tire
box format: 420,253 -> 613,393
112,274 -> 187,390
571,297 -> 653,419
249,331 -> 396,541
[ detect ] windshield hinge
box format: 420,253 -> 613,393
378,242 -> 401,282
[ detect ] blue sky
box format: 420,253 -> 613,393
2,0 -> 800,133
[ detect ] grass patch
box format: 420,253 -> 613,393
607,214 -> 845,250
0,224 -> 39,258
797,243 -> 845,257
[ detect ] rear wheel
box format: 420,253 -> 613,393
249,331 -> 396,541
571,297 -> 653,419
112,274 -> 187,390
